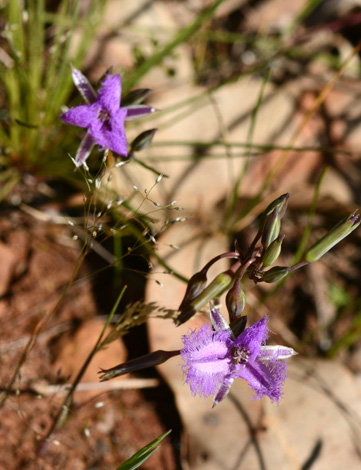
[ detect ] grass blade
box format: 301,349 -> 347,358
116,430 -> 171,470
123,0 -> 227,93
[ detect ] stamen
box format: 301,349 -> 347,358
232,346 -> 250,365
98,110 -> 110,122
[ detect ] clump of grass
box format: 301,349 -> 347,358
0,0 -> 107,183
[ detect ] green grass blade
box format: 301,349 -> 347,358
6,0 -> 26,59
116,430 -> 171,470
328,311 -> 361,358
0,171 -> 21,202
150,140 -> 350,156
293,166 -> 328,262
287,0 -> 324,33
223,68 -> 270,228
44,0 -> 82,122
44,0 -> 107,124
26,0 -> 46,154
123,0 -> 227,93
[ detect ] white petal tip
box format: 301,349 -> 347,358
259,345 -> 297,361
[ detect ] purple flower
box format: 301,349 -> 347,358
61,67 -> 154,166
181,308 -> 295,407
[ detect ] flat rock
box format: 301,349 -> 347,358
0,242 -> 17,298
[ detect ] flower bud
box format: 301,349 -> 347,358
130,129 -> 158,153
226,283 -> 246,322
178,271 -> 208,311
98,349 -> 180,381
122,88 -> 151,105
261,207 -> 281,248
262,234 -> 284,267
262,266 -> 290,283
229,315 -> 247,338
176,271 -> 233,325
305,211 -> 360,263
259,193 -> 289,233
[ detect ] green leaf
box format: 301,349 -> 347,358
116,430 -> 171,470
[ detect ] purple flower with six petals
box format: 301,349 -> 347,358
61,67 -> 154,166
181,308 -> 295,407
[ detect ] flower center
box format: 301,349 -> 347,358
98,109 -> 112,131
98,109 -> 111,122
231,346 -> 250,365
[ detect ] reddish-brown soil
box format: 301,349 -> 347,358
0,208 -> 178,470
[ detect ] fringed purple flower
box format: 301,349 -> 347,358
61,66 -> 154,166
181,308 -> 295,407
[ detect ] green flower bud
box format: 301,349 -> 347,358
261,207 -> 281,248
305,211 -> 360,263
262,234 -> 285,267
176,271 -> 233,325
259,193 -> 289,233
262,266 -> 291,283
130,129 -> 157,152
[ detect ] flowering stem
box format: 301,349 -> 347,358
236,257 -> 256,280
176,260 -> 241,325
227,257 -> 256,323
200,251 -> 240,275
290,261 -> 309,272
244,230 -> 261,262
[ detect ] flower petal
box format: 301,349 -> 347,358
212,375 -> 234,407
181,324 -> 231,398
181,325 -> 230,367
235,359 -> 286,403
183,364 -> 226,398
235,316 -> 268,359
60,103 -> 100,129
259,345 -> 297,361
75,132 -> 95,167
71,65 -> 97,104
97,74 -> 121,115
210,307 -> 232,333
88,108 -> 128,156
124,104 -> 155,121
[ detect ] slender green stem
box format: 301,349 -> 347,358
133,156 -> 169,178
200,252 -> 240,274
